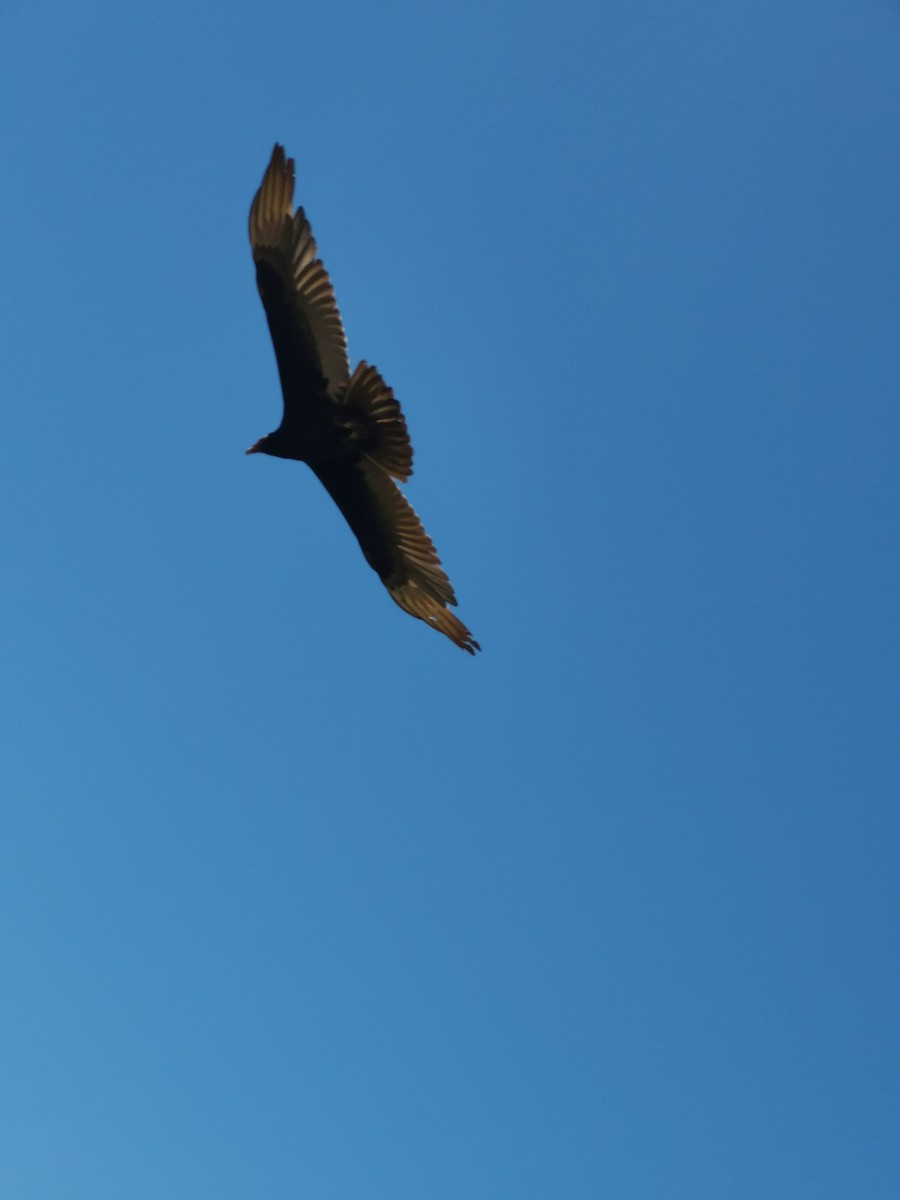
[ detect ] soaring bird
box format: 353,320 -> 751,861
246,145 -> 479,654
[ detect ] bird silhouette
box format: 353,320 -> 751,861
247,145 -> 478,654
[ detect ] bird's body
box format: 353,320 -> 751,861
247,144 -> 478,654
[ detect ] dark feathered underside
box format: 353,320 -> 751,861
248,144 -> 479,654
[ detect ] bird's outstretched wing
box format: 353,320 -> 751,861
248,144 -> 350,397
313,456 -> 480,654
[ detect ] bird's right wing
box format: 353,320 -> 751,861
249,144 -> 350,395
314,456 -> 479,654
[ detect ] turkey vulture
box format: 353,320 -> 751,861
246,145 -> 479,654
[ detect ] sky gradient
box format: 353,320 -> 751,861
2,1 -> 899,1197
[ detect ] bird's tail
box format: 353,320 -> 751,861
342,361 -> 413,482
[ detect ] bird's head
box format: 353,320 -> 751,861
246,428 -> 296,460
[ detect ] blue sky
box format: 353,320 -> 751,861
2,1 -> 898,1196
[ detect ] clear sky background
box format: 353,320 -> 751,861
2,1 -> 898,1196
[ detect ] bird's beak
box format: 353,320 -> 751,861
246,438 -> 265,455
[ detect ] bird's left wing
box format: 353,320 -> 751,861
248,144 -> 351,395
313,456 -> 479,654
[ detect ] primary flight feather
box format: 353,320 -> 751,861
247,144 -> 479,654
